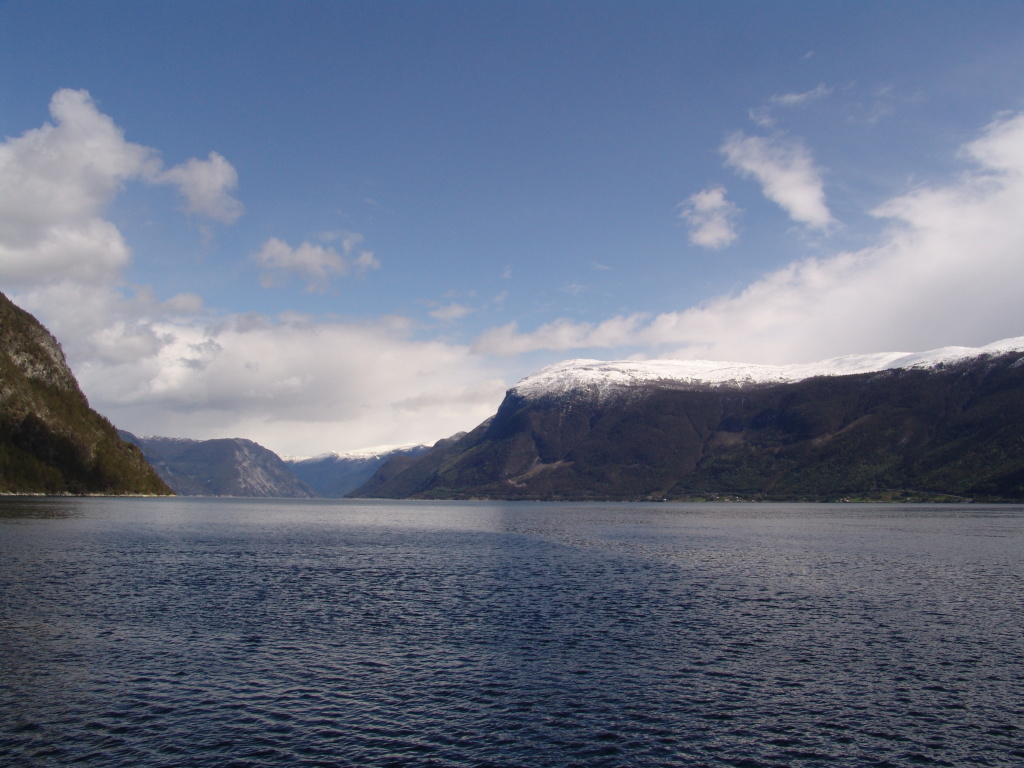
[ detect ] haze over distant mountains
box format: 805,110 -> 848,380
285,447 -> 431,498
120,433 -> 429,498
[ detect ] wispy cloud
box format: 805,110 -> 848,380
429,302 -> 472,321
680,186 -> 741,249
771,83 -> 832,107
253,235 -> 380,292
750,83 -> 832,127
475,110 -> 1024,362
721,132 -> 833,228
474,314 -> 648,356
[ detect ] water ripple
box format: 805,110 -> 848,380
1,498 -> 1023,766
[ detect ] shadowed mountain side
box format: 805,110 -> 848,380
120,434 -> 316,498
0,291 -> 172,495
349,353 -> 1024,502
284,445 -> 431,497
349,430 -> 484,499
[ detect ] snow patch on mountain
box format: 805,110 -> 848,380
512,336 -> 1024,401
283,444 -> 428,463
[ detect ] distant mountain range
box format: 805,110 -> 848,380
285,446 -> 431,497
120,433 -> 429,498
0,291 -> 171,495
351,339 -> 1024,502
118,433 -> 316,498
4,284 -> 1023,503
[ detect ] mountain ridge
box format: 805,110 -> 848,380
512,337 -> 1024,402
351,340 -> 1024,502
120,433 -> 317,497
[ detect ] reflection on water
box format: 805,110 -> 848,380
0,496 -> 92,520
1,498 -> 1022,767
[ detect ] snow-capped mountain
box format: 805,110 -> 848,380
512,336 -> 1024,402
352,337 -> 1024,502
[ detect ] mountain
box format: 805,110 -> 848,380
350,338 -> 1024,502
120,433 -> 316,497
0,291 -> 172,495
284,445 -> 430,497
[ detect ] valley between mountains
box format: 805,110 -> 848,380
3,289 -> 1023,501
124,340 -> 1024,502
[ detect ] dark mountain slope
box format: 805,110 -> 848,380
0,291 -> 172,495
350,430 -> 481,499
350,353 -> 1024,502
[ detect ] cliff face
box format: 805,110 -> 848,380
121,433 -> 317,497
350,352 -> 1024,502
0,292 -> 172,495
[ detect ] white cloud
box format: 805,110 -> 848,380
86,313 -> 504,455
771,83 -> 832,108
12,274 -> 506,454
0,89 -> 500,456
255,239 -> 349,289
429,302 -> 472,321
476,110 -> 1024,363
0,89 -> 241,289
962,110 -> 1024,172
0,90 -> 153,285
8,88 -> 1024,458
750,83 -> 832,127
353,250 -> 382,271
156,152 -> 244,223
253,236 -> 380,292
474,314 -> 648,356
721,132 -> 833,228
680,186 -> 741,249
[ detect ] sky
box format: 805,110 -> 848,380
3,1 -> 1024,457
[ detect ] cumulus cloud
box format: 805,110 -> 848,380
67,311 -> 506,455
1,89 -> 498,455
156,152 -> 244,223
0,90 -> 153,285
11,270 -> 505,455
0,89 -> 242,289
254,235 -> 380,292
680,186 -> 741,249
8,87 -> 1024,457
475,110 -> 1024,363
721,132 -> 833,228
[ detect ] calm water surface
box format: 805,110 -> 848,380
1,498 -> 1022,767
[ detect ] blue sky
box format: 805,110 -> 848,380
3,1 -> 1024,456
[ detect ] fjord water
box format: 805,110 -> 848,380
1,499 -> 1022,767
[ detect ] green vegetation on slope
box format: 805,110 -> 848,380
0,292 -> 172,495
